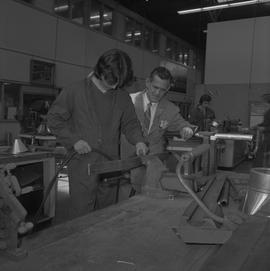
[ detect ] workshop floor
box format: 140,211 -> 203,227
51,159 -> 254,226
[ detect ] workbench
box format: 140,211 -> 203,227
0,188 -> 269,271
0,195 -> 220,271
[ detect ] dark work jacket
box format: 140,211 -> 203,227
189,105 -> 216,131
47,78 -> 145,159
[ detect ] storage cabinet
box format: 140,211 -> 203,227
0,152 -> 56,223
218,139 -> 247,168
0,83 -> 22,121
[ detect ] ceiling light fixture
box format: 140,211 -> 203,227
177,0 -> 270,15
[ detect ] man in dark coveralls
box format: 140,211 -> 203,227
189,94 -> 216,131
47,49 -> 148,218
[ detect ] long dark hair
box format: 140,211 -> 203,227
94,49 -> 134,88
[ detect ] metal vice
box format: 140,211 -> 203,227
0,164 -> 33,259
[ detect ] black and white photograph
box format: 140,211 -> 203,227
0,0 -> 270,270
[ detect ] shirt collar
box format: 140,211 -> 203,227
143,91 -> 158,111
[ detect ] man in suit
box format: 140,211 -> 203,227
132,66 -> 193,154
123,66 -> 194,193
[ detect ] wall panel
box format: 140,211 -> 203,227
55,63 -> 86,87
4,0 -> 56,59
251,17 -> 270,83
142,52 -> 161,78
0,50 -> 30,82
56,21 -> 86,66
116,42 -> 144,78
85,31 -> 118,67
0,1 -> 9,47
205,19 -> 254,84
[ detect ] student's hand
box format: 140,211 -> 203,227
74,140 -> 92,154
135,142 -> 148,156
180,127 -> 193,141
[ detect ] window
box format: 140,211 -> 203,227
71,0 -> 85,24
124,17 -> 142,47
134,21 -> 142,47
143,26 -> 152,50
30,60 -> 55,87
172,41 -> 178,61
142,27 -> 160,54
152,31 -> 160,54
189,49 -> 196,68
183,50 -> 189,66
89,0 -> 102,30
177,46 -> 183,64
54,0 -> 71,19
102,5 -> 113,35
177,46 -> 189,66
165,38 -> 173,59
124,17 -> 134,44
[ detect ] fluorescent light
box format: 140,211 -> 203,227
134,31 -> 141,36
229,0 -> 257,7
217,0 -> 235,2
202,4 -> 228,11
90,14 -> 108,20
54,4 -> 69,12
177,0 -> 270,15
89,22 -> 112,28
178,8 -> 201,15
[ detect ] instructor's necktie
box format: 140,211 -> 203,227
144,102 -> 152,130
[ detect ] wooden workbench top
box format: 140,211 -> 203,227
0,195 -> 219,271
0,151 -> 54,164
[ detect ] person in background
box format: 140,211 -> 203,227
189,94 -> 216,131
253,93 -> 270,167
122,66 -> 194,193
47,49 -> 148,218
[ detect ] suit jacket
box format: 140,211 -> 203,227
130,91 -> 191,154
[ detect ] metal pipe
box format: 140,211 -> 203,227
176,161 -> 225,224
218,181 -> 230,206
210,133 -> 253,141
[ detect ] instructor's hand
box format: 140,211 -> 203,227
74,140 -> 92,154
135,142 -> 148,156
180,127 -> 193,141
